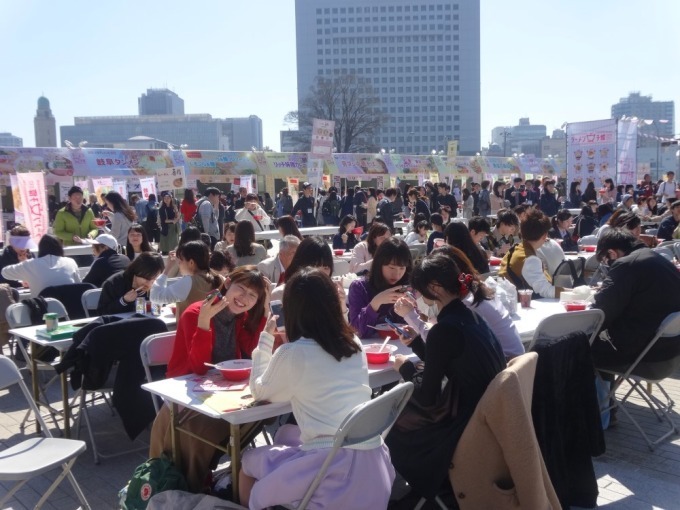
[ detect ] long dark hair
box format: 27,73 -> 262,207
276,215 -> 302,240
105,191 -> 136,222
233,220 -> 256,257
338,214 -> 357,234
411,252 -> 468,302
123,252 -> 165,287
366,222 -> 391,256
126,223 -> 153,260
284,236 -> 334,283
176,241 -> 219,290
368,237 -> 412,292
444,222 -> 488,273
183,189 -> 195,206
283,268 -> 360,361
430,245 -> 493,306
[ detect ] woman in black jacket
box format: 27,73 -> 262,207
549,210 -> 579,252
97,252 -> 164,315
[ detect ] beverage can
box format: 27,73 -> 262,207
151,302 -> 162,316
136,297 -> 146,315
43,312 -> 59,332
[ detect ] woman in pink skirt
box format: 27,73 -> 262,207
239,268 -> 395,509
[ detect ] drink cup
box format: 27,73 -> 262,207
518,289 -> 532,309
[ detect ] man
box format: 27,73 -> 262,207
132,194 -> 148,223
656,200 -> 680,241
407,188 -> 431,222
257,235 -> 300,286
504,177 -> 526,208
592,229 -> 680,368
235,193 -> 271,232
470,182 -> 480,215
0,225 -> 36,288
291,182 -> 317,227
617,194 -> 634,213
275,187 -> 293,218
198,187 -> 222,249
233,187 -> 248,209
353,186 -> 368,227
82,234 -> 130,287
656,171 -> 677,205
53,186 -> 99,248
485,210 -> 520,257
468,216 -> 492,248
435,182 -> 458,218
375,188 -> 399,231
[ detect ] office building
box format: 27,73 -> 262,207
491,118 -> 546,157
138,88 -> 185,116
34,96 -> 57,147
611,92 -> 675,147
222,116 -> 263,151
295,0 -> 480,155
0,132 -> 23,147
541,130 -> 566,158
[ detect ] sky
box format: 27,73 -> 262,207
1,0 -> 679,151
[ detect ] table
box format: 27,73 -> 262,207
9,310 -> 177,438
142,338 -> 415,500
255,225 -> 339,241
512,298 -> 568,343
30,245 -> 94,257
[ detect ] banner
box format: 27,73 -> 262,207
74,179 -> 90,192
91,177 -> 113,199
617,119 -> 638,185
182,151 -> 259,179
330,153 -> 393,175
71,148 -> 174,177
263,153 -> 308,177
58,181 -> 72,202
566,119 -> 617,188
113,179 -> 128,198
307,159 -> 324,190
390,154 -> 446,175
9,175 -> 24,226
311,118 -> 335,159
17,172 -> 48,243
139,177 -> 157,200
156,166 -> 186,191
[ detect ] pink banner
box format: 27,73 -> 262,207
311,118 -> 335,159
17,172 -> 49,243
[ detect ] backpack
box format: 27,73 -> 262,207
189,198 -> 210,233
551,257 -> 587,288
122,455 -> 188,510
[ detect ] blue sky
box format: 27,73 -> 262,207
1,0 -> 678,150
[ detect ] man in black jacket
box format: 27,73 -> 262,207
375,187 -> 399,231
291,182 -> 317,227
82,234 -> 130,287
435,182 -> 458,218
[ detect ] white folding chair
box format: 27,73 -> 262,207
673,242 -> 680,260
527,309 -> 605,351
0,355 -> 91,510
281,382 -> 414,510
578,234 -> 598,247
597,312 -> 680,450
140,331 -> 176,413
80,288 -> 102,318
653,246 -> 674,261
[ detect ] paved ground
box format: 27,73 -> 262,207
1,345 -> 679,509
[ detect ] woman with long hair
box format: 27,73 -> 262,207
574,204 -> 599,238
349,222 -> 391,273
149,266 -> 268,492
180,189 -> 197,230
348,237 -> 413,338
275,215 -> 303,240
569,181 -> 583,208
103,191 -> 137,248
582,181 -> 597,203
461,188 -> 474,219
333,215 -> 359,252
214,222 -> 237,252
366,187 -> 379,224
226,220 -> 267,267
490,180 -> 506,214
150,240 -> 221,318
239,268 -> 395,509
385,253 -> 505,501
126,224 -> 153,261
158,192 -> 180,255
444,221 -> 489,274
549,210 -> 579,252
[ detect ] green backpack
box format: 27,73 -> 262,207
122,455 -> 188,510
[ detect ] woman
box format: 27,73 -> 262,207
574,204 -> 599,238
602,178 -> 616,204
150,241 -> 221,318
226,220 -> 267,267
263,192 -> 274,215
582,181 -> 598,203
634,196 -> 661,221
490,181 -> 506,214
610,211 -> 642,238
461,188 -> 474,219
498,209 -> 567,299
239,269 -> 394,509
1,234 -> 80,296
214,222 -> 237,252
349,222 -> 391,274
180,189 -> 197,230
404,220 -> 428,246
478,180 -> 491,217
158,193 -> 180,255
209,249 -> 235,277
97,252 -> 165,315
385,253 -> 505,501
322,189 -> 341,226
103,191 -> 136,248
597,203 -> 614,227
549,210 -> 579,252
149,266 -> 268,493
126,224 -> 153,261
569,181 -> 583,208
366,187 -> 378,224
348,237 -> 412,338
332,215 -> 359,252
275,215 -> 303,240
444,221 -> 489,274
166,226 -> 208,277
144,194 -> 160,243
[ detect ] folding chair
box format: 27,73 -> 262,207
81,288 -> 102,318
40,283 -> 96,320
673,242 -> 680,261
0,355 -> 91,510
332,258 -> 351,276
578,234 -> 598,247
527,309 -> 605,351
597,312 -> 680,450
140,331 -> 176,412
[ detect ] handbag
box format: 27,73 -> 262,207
394,373 -> 458,432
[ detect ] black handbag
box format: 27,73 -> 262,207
394,374 -> 458,432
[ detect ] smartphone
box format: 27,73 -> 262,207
205,289 -> 222,304
384,317 -> 407,337
396,285 -> 410,293
269,300 -> 285,331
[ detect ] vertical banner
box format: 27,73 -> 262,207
566,119 -> 617,188
74,179 -> 90,193
287,178 -> 300,203
10,175 -> 25,226
375,175 -> 385,190
138,177 -> 157,200
91,177 -> 113,198
58,181 -> 72,202
311,118 -> 336,159
617,119 -> 638,185
17,172 -> 49,243
113,180 -> 128,198
156,166 -> 186,191
332,175 -> 342,190
307,159 -> 324,190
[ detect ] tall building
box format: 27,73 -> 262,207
138,88 -> 185,116
611,92 -> 675,146
0,132 -> 23,147
295,0 -> 480,155
222,116 -> 263,151
34,96 -> 57,147
491,118 -> 546,157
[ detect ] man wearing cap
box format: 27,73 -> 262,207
235,193 -> 271,232
292,182 -> 318,227
81,234 -> 130,288
0,225 -> 36,288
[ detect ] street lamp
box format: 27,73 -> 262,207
499,129 -> 512,156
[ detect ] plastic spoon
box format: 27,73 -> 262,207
379,335 -> 391,352
204,362 -> 219,369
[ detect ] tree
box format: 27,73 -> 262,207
285,73 -> 389,153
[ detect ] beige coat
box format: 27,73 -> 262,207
450,352 -> 561,510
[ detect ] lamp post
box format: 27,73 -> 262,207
500,129 -> 512,156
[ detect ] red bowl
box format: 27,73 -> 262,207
403,218 -> 410,223
352,226 -> 364,236
170,305 -> 177,315
334,249 -> 345,256
489,257 -> 502,266
584,245 -> 596,252
364,344 -> 398,364
563,301 -> 587,312
93,219 -> 106,227
215,359 -> 252,381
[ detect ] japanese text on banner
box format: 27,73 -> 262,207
311,118 -> 335,159
17,172 -> 48,243
138,177 -> 156,201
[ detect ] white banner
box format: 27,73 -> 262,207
311,118 -> 335,158
156,166 -> 186,191
566,119 -> 617,188
17,172 -> 49,243
91,177 -> 113,199
113,179 -> 128,198
307,159 -> 324,190
10,175 -> 25,226
58,181 -> 72,202
139,177 -> 157,200
616,119 -> 638,186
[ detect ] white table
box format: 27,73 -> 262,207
255,225 -> 339,241
142,337 -> 415,500
512,298 -> 568,343
30,245 -> 94,257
